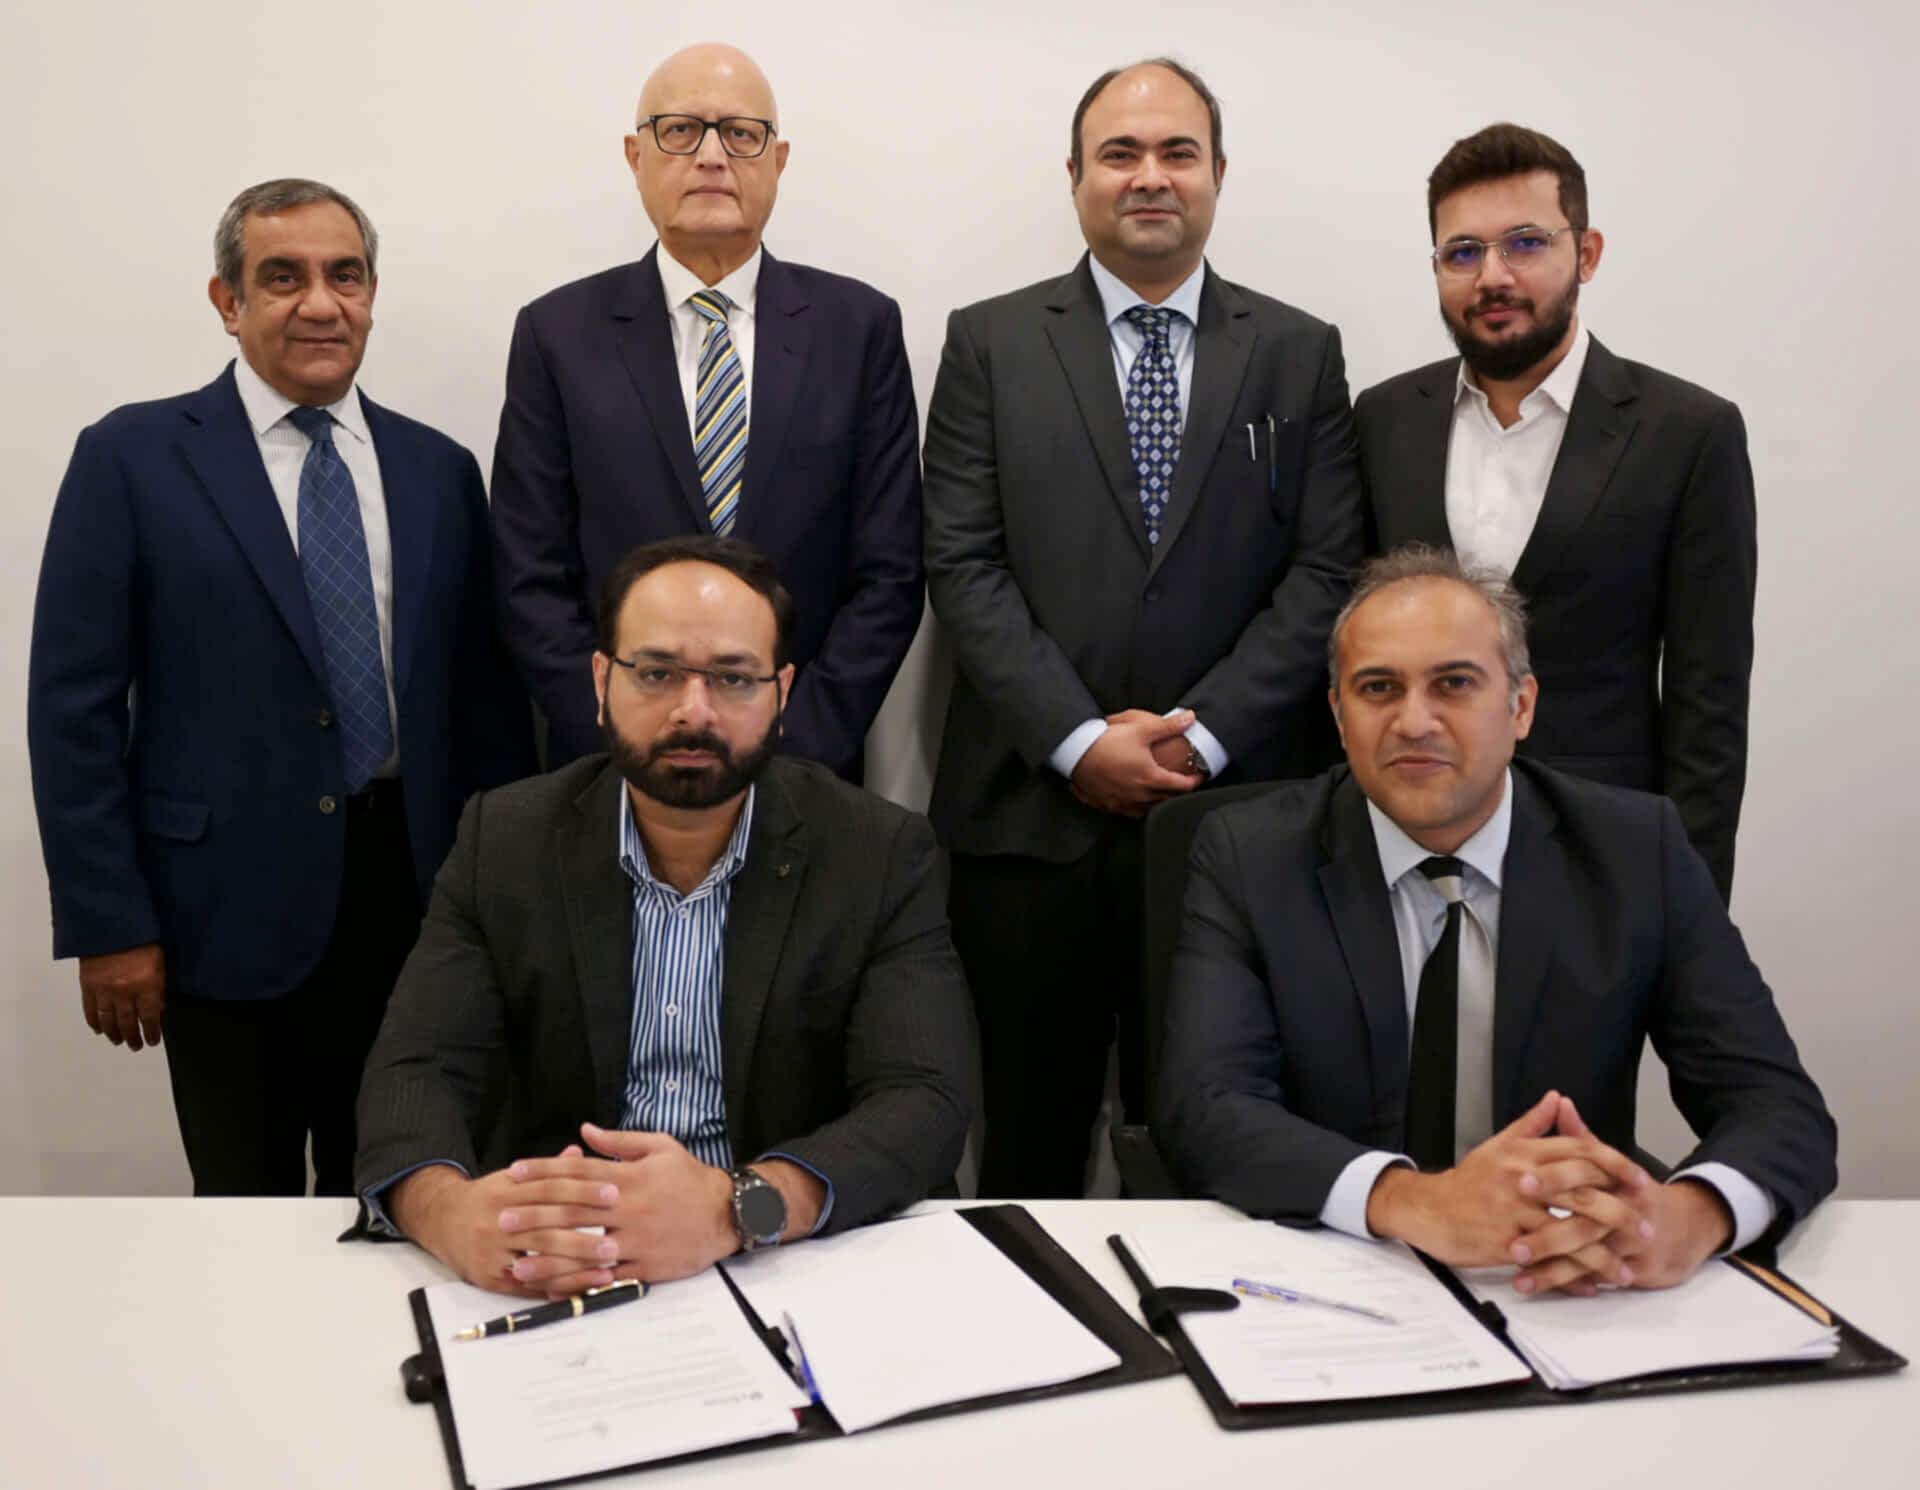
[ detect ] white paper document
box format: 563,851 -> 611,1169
722,1209 -> 1121,1432
423,1271 -> 803,1490
1458,1258 -> 1840,1389
1125,1221 -> 1532,1405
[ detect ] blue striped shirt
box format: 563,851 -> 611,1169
616,786 -> 754,1166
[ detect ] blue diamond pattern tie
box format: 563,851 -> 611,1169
1123,305 -> 1183,545
689,290 -> 747,535
287,405 -> 393,792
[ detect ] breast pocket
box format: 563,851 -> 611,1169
1264,416 -> 1310,523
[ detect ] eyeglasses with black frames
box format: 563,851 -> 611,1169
635,114 -> 778,159
605,655 -> 779,708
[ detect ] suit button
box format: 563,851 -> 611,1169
317,708 -> 334,728
1145,587 -> 1161,603
319,795 -> 338,815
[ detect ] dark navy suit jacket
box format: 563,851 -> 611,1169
27,364 -> 534,1000
489,246 -> 925,779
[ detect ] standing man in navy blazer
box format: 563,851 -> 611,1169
27,179 -> 533,1196
491,42 -> 924,780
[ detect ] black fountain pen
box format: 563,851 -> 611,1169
451,1278 -> 649,1342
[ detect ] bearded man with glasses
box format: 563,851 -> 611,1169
353,535 -> 974,1295
1355,123 -> 1757,903
490,43 -> 925,786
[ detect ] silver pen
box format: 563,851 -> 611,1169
1232,1276 -> 1399,1326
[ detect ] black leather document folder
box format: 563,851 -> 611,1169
398,1204 -> 1176,1489
1109,1234 -> 1905,1432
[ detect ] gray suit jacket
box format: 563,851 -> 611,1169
1155,760 -> 1835,1250
924,256 -> 1364,862
1355,337 -> 1755,900
353,755 -> 976,1232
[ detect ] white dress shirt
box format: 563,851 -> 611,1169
657,244 -> 761,442
231,355 -> 398,774
1319,769 -> 1777,1254
1048,256 -> 1228,781
1444,324 -> 1590,576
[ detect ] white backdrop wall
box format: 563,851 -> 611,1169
2,0 -> 1913,1197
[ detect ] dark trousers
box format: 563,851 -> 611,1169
949,824 -> 1146,1200
161,780 -> 420,1196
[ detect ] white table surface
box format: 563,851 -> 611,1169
0,1197 -> 1910,1489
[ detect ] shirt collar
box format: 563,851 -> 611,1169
1366,767 -> 1513,894
1454,322 -> 1591,420
617,781 -> 757,899
231,353 -> 370,445
1088,253 -> 1206,331
657,243 -> 763,319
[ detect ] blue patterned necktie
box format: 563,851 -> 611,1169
1123,305 -> 1183,545
689,289 -> 747,535
287,405 -> 393,791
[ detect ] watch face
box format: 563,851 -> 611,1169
737,1178 -> 786,1242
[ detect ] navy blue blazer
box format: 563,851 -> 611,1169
489,246 -> 925,780
27,364 -> 535,1000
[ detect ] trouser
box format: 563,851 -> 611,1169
161,778 -> 420,1197
949,823 -> 1146,1200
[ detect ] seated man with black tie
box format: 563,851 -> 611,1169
1156,545 -> 1835,1295
355,536 -> 974,1297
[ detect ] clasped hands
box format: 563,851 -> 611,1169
390,1122 -> 822,1300
1069,709 -> 1207,817
1367,1090 -> 1736,1296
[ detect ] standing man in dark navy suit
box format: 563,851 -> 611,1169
491,42 -> 924,780
27,179 -> 534,1196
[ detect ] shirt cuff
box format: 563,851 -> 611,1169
1181,718 -> 1230,777
1670,1162 -> 1777,1254
363,1159 -> 471,1237
1319,1151 -> 1412,1239
759,1151 -> 835,1236
1048,718 -> 1109,779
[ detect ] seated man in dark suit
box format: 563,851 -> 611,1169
356,537 -> 974,1297
1157,545 -> 1834,1295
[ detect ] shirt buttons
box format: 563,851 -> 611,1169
664,1079 -> 679,1094
665,1004 -> 679,1017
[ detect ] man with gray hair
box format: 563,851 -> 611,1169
1156,545 -> 1834,1293
28,178 -> 533,1195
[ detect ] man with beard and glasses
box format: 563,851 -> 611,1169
1356,123 -> 1756,902
352,536 -> 974,1295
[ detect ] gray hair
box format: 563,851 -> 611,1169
214,179 -> 378,296
1328,544 -> 1533,701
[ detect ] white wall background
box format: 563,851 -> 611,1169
2,0 -> 1913,1197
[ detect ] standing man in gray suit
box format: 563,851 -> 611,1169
355,537 -> 973,1295
1355,124 -> 1756,900
923,59 -> 1364,1198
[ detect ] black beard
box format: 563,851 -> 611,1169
603,710 -> 781,810
1445,281 -> 1578,383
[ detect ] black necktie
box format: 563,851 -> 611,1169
1406,855 -> 1466,1169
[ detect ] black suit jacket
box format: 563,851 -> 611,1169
1155,760 -> 1835,1249
353,755 -> 976,1232
490,247 -> 925,780
923,257 -> 1363,862
1355,337 -> 1755,899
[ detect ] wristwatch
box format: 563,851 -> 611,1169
729,1166 -> 787,1251
1183,744 -> 1212,780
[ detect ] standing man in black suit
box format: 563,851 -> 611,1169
1157,548 -> 1833,1293
491,42 -> 924,782
28,179 -> 533,1196
1355,123 -> 1755,900
924,59 -> 1363,1197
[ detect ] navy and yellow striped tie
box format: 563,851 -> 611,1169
689,289 -> 747,534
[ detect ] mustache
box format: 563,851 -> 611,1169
647,730 -> 730,763
1119,191 -> 1182,214
1466,291 -> 1533,320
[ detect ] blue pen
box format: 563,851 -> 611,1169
782,1311 -> 822,1403
1232,1276 -> 1398,1326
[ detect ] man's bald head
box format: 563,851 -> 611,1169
624,41 -> 789,282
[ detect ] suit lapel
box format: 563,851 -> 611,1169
182,367 -> 330,688
559,766 -> 639,1127
1510,337 -> 1638,595
1395,364 -> 1458,548
1315,774 -> 1411,1137
1150,269 -> 1254,576
360,394 -> 434,708
720,771 -> 807,1145
1491,770 -> 1560,1122
1042,259 -> 1152,562
609,248 -> 713,533
738,250 -> 810,546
